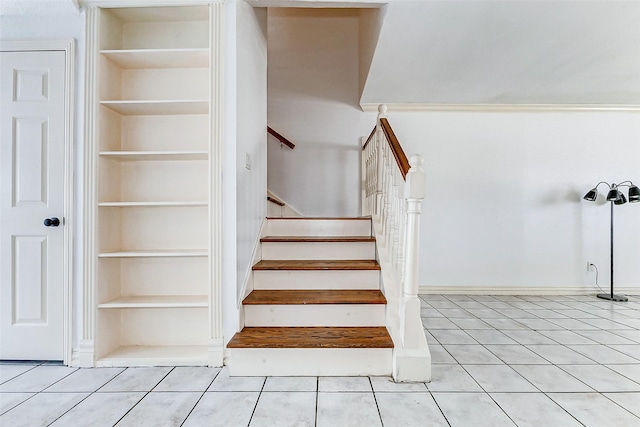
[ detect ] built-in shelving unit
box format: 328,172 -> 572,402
93,5 -> 211,367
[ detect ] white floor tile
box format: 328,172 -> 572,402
525,344 -> 596,364
426,364 -> 483,392
482,318 -> 528,330
462,364 -> 537,392
182,392 -> 259,427
437,308 -> 475,318
510,365 -> 593,392
490,393 -> 583,427
316,392 -> 381,427
115,392 -> 201,427
581,318 -> 634,329
484,345 -> 550,365
576,330 -> 638,344
0,365 -> 36,384
98,367 -> 172,392
45,368 -> 124,392
250,392 -> 316,427
0,393 -> 34,414
465,330 -> 518,345
608,364 -> 640,383
0,366 -> 77,392
449,318 -> 494,329
603,392 -> 640,418
422,318 -> 460,329
513,318 -> 564,330
442,345 -> 504,364
538,330 -> 598,345
263,376 -> 317,392
429,344 -> 458,364
559,365 -> 640,392
429,329 -> 477,344
50,392 -> 144,427
568,345 -> 639,364
465,308 -> 505,319
318,376 -> 371,392
208,368 -> 265,392
377,392 -> 449,427
608,345 -> 640,360
494,308 -> 538,319
432,392 -> 516,427
0,392 -> 87,427
154,367 -> 221,392
369,376 -> 427,392
609,330 -> 640,343
500,330 -> 557,345
548,392 -> 640,427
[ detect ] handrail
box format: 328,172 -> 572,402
361,104 -> 430,382
267,126 -> 295,149
362,119 -> 409,180
379,118 -> 410,180
267,196 -> 285,206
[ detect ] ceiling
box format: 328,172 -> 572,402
361,0 -> 640,106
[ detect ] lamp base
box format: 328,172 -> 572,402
597,293 -> 628,302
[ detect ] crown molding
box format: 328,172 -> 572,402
361,103 -> 640,113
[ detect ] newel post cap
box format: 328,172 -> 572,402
378,104 -> 388,118
405,154 -> 426,199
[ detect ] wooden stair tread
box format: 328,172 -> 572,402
227,327 -> 393,349
260,236 -> 375,243
243,290 -> 386,305
253,260 -> 380,271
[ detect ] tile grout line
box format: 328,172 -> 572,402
110,367 -> 176,426
179,368 -> 223,426
245,375 -> 267,426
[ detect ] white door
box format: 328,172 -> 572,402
0,50 -> 66,360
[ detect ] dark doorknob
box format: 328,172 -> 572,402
44,217 -> 60,227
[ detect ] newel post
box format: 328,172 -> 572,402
401,154 -> 426,348
403,154 -> 425,298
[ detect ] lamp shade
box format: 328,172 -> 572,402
629,185 -> 640,203
614,193 -> 627,205
583,189 -> 598,201
606,188 -> 621,201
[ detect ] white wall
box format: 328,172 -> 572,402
387,111 -> 640,292
1,5 -> 86,348
267,8 -> 375,217
223,0 -> 268,343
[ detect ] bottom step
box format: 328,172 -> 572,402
227,327 -> 393,376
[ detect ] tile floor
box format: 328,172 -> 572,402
1,294 -> 639,426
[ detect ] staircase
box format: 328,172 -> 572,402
227,217 -> 394,376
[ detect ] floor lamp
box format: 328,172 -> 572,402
583,181 -> 640,302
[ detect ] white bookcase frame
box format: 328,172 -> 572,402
77,1 -> 224,367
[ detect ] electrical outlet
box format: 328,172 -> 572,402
587,262 -> 595,271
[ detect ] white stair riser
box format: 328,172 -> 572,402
253,270 -> 380,290
261,241 -> 375,260
244,304 -> 385,327
267,219 -> 371,237
229,348 -> 392,376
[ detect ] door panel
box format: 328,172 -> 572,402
0,50 -> 66,360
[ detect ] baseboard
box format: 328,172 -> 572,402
419,285 -> 640,296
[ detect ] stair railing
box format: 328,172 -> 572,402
362,104 -> 430,381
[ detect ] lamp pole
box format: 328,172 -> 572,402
604,199 -> 626,302
584,180 -> 639,302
